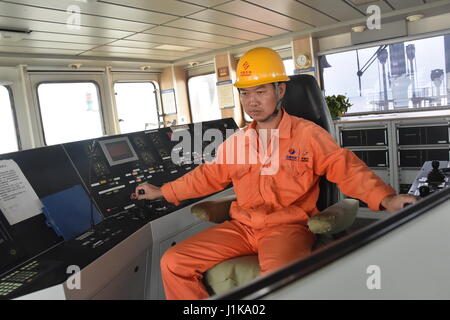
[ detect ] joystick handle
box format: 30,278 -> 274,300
432,160 -> 440,170
138,189 -> 145,195
428,160 -> 445,184
419,185 -> 430,197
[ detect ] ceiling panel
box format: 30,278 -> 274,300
214,0 -> 311,31
0,46 -> 83,55
24,32 -> 115,45
0,40 -> 97,51
166,18 -> 267,40
177,0 -> 234,7
387,0 -> 425,10
187,9 -> 288,36
2,0 -> 173,26
144,26 -> 247,45
0,16 -> 134,39
245,0 -> 339,26
296,0 -> 365,21
347,0 -> 393,14
126,33 -> 228,50
98,0 -> 204,16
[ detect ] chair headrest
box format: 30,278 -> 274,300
282,74 -> 332,132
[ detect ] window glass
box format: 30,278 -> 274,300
37,82 -> 103,145
321,34 -> 450,114
0,85 -> 19,154
188,74 -> 221,123
114,82 -> 159,134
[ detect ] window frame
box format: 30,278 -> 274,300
112,80 -> 161,133
0,84 -> 21,152
35,80 -> 106,146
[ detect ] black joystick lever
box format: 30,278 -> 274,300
427,160 -> 445,185
418,185 -> 431,197
131,199 -> 150,219
131,189 -> 151,219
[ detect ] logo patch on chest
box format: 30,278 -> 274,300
285,149 -> 310,162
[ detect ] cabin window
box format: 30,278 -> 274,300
187,73 -> 221,123
37,82 -> 103,145
114,82 -> 159,134
0,85 -> 19,154
321,34 -> 450,114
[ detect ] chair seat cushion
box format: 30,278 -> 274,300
307,199 -> 359,235
204,255 -> 260,295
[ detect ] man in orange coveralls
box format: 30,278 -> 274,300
132,47 -> 418,300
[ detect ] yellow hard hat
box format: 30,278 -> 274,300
234,47 -> 290,88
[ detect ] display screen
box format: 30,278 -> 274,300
105,141 -> 134,162
99,137 -> 138,166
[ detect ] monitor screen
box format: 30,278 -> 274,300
99,137 -> 138,166
105,141 -> 134,162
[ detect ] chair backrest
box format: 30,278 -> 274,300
282,74 -> 338,210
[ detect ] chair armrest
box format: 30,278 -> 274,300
191,195 -> 237,223
307,199 -> 359,235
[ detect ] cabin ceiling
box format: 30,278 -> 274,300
0,0 -> 449,69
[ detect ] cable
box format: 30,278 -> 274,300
356,45 -> 388,94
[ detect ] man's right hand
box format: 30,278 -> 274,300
131,183 -> 163,200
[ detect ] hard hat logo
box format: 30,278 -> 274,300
234,47 -> 290,89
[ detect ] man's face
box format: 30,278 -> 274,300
239,83 -> 285,122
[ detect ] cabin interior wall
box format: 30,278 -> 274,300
2,8 -> 450,151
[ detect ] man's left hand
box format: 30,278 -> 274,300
381,194 -> 419,214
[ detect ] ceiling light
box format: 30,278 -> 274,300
154,44 -> 191,51
140,65 -> 151,71
351,25 -> 366,33
406,14 -> 424,22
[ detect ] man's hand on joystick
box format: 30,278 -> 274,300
131,183 -> 163,200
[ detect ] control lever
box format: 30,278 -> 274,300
130,199 -> 150,219
418,185 -> 431,198
427,160 -> 445,185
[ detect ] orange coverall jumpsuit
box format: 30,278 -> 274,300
160,109 -> 396,300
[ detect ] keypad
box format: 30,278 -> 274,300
0,282 -> 23,296
0,260 -> 40,298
